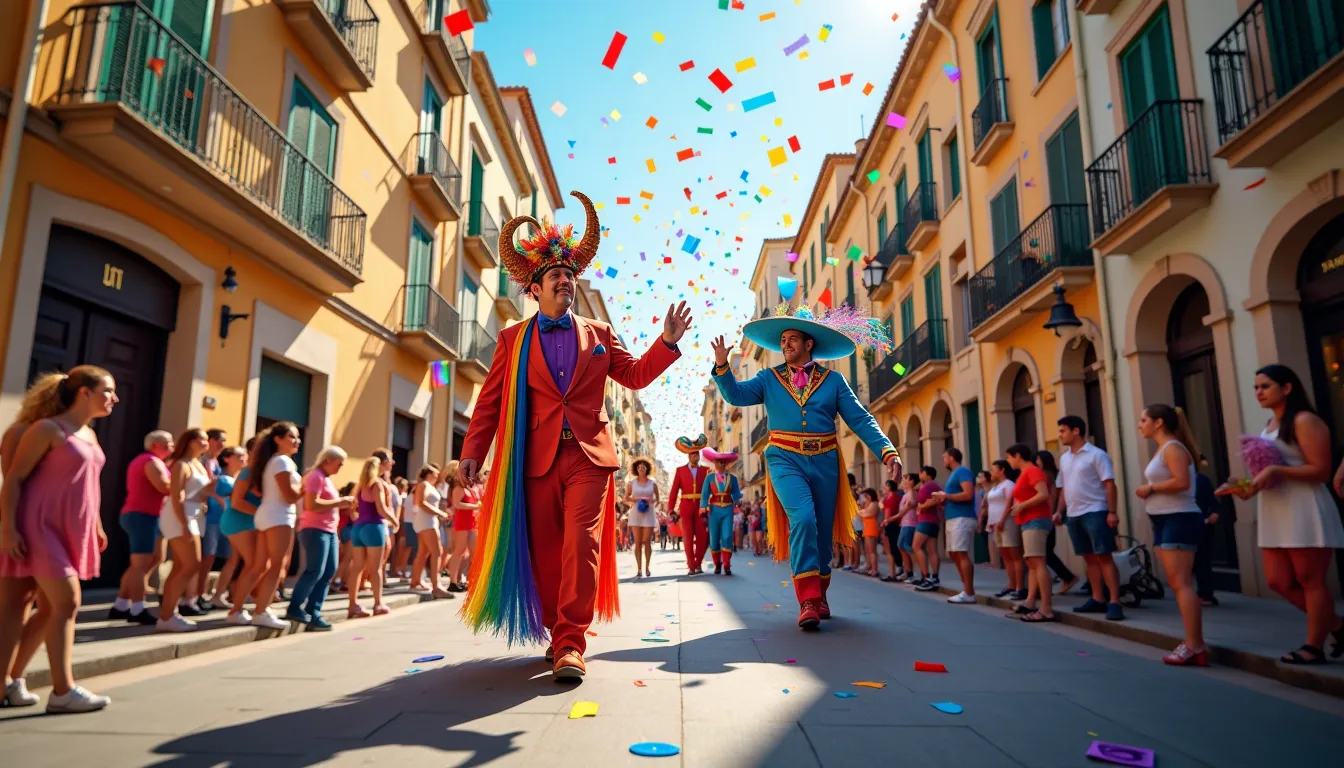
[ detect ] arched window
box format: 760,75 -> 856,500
1082,342 -> 1106,451
1011,367 -> 1036,449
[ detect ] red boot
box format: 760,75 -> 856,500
798,599 -> 821,629
722,550 -> 732,575
819,575 -> 832,620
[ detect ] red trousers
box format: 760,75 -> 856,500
524,440 -> 612,656
679,503 -> 709,570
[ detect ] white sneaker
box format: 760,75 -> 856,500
211,595 -> 234,610
250,611 -> 288,630
225,610 -> 253,626
156,614 -> 199,633
46,685 -> 110,714
3,678 -> 39,707
947,592 -> 977,604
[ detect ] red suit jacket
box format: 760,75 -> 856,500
462,314 -> 681,476
667,464 -> 706,513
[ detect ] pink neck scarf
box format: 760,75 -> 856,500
791,362 -> 815,391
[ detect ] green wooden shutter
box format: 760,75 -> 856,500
405,222 -> 433,328
948,135 -> 961,199
976,7 -> 1003,93
283,83 -> 313,229
924,264 -> 943,321
468,152 -> 485,235
167,0 -> 213,56
877,210 -> 888,244
990,180 -> 1020,254
422,79 -> 443,135
531,192 -> 538,220
917,132 -> 933,184
894,174 -> 908,239
1046,113 -> 1087,205
1033,1 -> 1056,80
820,205 -> 829,261
1266,0 -> 1340,95
845,261 -> 854,306
900,296 -> 915,340
963,401 -> 983,473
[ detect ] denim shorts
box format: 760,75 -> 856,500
1020,517 -> 1053,532
1065,510 -> 1117,556
219,507 -> 255,538
352,522 -> 387,548
339,526 -> 352,544
898,526 -> 916,553
120,512 -> 160,555
915,521 -> 940,538
201,523 -> 231,559
1149,512 -> 1204,552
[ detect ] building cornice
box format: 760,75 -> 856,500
499,85 -> 564,210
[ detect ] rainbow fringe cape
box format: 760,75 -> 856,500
459,318 -> 620,646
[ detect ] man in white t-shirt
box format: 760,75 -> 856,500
1055,416 -> 1124,622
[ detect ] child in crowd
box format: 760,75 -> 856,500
859,489 -> 881,577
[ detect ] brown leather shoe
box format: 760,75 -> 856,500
797,600 -> 821,630
553,649 -> 586,681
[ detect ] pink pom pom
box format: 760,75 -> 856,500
1240,435 -> 1285,488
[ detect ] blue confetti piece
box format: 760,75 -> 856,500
730,131 -> 738,137
740,170 -> 749,181
606,266 -> 618,277
741,91 -> 777,112
834,692 -> 858,699
629,742 -> 680,757
568,140 -> 576,147
681,235 -> 701,253
404,668 -> 422,674
932,702 -> 964,714
412,655 -> 444,663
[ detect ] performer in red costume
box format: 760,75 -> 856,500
666,434 -> 709,575
458,191 -> 692,681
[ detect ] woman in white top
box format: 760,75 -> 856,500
982,460 -> 1022,600
408,463 -> 451,599
1136,404 -> 1207,666
235,422 -> 302,630
156,428 -> 210,633
623,457 -> 660,578
1220,365 -> 1344,664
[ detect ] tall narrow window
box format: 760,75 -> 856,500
1033,0 -> 1070,80
990,180 -> 1020,254
946,135 -> 961,200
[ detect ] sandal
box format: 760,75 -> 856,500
1004,606 -> 1034,619
1281,644 -> 1327,665
1020,611 -> 1059,623
372,604 -> 391,616
348,606 -> 370,619
880,575 -> 898,583
1330,621 -> 1344,659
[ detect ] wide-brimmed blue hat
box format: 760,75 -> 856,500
742,304 -> 891,362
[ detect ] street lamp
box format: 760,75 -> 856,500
1043,284 -> 1083,337
219,266 -> 251,344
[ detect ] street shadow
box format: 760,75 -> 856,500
145,655 -> 570,768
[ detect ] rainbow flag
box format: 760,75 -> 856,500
430,360 -> 450,388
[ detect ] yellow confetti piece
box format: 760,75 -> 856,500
639,190 -> 654,200
610,109 -> 621,121
646,158 -> 657,173
633,72 -> 648,84
652,31 -> 666,44
595,202 -> 606,210
799,51 -> 809,60
759,11 -> 776,21
852,681 -> 887,689
690,206 -> 700,214
783,213 -> 793,227
819,25 -> 831,42
568,701 -> 599,719
759,185 -> 772,196
633,216 -> 640,222
735,57 -> 757,73
767,146 -> 787,167
774,116 -> 783,127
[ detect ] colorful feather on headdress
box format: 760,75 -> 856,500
770,302 -> 893,354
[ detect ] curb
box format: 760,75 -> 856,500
28,590 -> 436,690
928,583 -> 1344,699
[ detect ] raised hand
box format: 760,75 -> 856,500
711,335 -> 735,366
662,301 -> 693,345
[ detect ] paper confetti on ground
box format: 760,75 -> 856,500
550,101 -> 567,117
444,9 -> 472,36
834,692 -> 857,698
1087,741 -> 1155,767
630,743 -> 680,757
932,702 -> 964,714
736,57 -> 758,73
412,655 -> 444,663
601,31 -> 628,69
634,680 -> 647,687
1245,177 -> 1267,190
913,661 -> 947,673
523,48 -> 536,66
886,112 -> 907,129
742,91 -> 776,112
767,146 -> 787,166
852,681 -> 887,689
568,701 -> 599,719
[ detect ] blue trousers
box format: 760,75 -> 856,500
289,528 -> 337,619
707,505 -> 734,553
766,447 -> 840,582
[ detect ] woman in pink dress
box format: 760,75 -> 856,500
0,365 -> 118,713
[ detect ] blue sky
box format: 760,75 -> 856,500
477,0 -> 920,470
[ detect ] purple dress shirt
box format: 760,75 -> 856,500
538,311 -> 578,428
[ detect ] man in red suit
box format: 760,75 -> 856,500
666,434 -> 710,574
459,191 -> 692,681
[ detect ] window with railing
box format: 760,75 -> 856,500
410,132 -> 462,207
467,200 -> 501,258
903,182 -> 939,229
867,319 -> 948,402
1084,100 -> 1211,238
54,3 -> 366,274
872,220 -> 908,270
458,320 -> 496,366
972,78 -> 1010,149
403,283 -> 459,351
1208,0 -> 1342,144
968,204 -> 1091,329
318,0 -> 379,79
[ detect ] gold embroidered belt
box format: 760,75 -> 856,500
768,430 -> 838,456
708,493 -> 734,505
682,493 -> 701,500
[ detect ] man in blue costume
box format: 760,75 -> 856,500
699,448 -> 743,575
710,306 -> 900,629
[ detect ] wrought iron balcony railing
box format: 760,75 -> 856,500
903,182 -> 939,229
1085,100 -> 1211,239
402,283 -> 459,353
868,319 -> 948,403
467,200 -> 500,256
871,220 -> 908,269
972,78 -> 1010,150
318,0 -> 378,80
1208,0 -> 1342,144
447,30 -> 472,75
54,3 -> 367,274
969,204 -> 1091,329
410,132 -> 462,208
458,320 -> 496,368
498,269 -> 525,317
